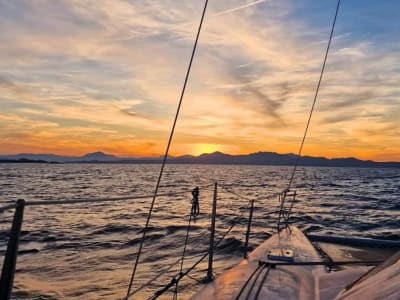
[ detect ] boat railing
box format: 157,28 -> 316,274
0,182 -> 261,300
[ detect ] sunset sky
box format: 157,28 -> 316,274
0,0 -> 399,161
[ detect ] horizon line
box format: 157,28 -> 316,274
1,150 -> 399,163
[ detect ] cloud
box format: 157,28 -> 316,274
0,0 -> 399,160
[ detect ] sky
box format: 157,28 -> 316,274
0,0 -> 399,161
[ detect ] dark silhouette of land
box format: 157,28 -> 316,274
0,151 -> 399,168
0,158 -> 50,164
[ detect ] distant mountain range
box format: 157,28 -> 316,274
0,151 -> 399,168
0,152 -> 120,163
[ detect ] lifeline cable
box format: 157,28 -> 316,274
0,183 -> 215,213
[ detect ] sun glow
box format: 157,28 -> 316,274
192,144 -> 223,156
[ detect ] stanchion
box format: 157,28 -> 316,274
204,182 -> 217,283
0,199 -> 25,300
244,200 -> 254,258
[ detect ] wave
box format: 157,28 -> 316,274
1,164 -> 398,299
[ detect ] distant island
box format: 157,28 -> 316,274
0,151 -> 399,168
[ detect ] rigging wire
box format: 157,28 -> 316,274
173,214 -> 193,300
124,1 -> 209,297
124,190 -> 253,299
280,0 -> 342,228
124,250 -> 211,300
220,185 -> 253,202
220,184 -> 279,204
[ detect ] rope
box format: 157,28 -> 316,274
215,218 -> 237,244
179,215 -> 193,273
283,191 -> 296,225
279,0 -> 342,228
122,260 -> 178,299
123,250 -> 212,300
234,264 -> 263,300
243,264 -> 266,300
148,215 -> 240,300
137,196 -> 253,300
123,226 -> 214,299
220,185 -> 253,202
124,1 -> 209,297
277,190 -> 296,231
148,254 -> 206,299
185,273 -> 202,284
254,265 -> 271,300
173,214 -> 193,299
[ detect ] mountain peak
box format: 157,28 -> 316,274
82,151 -> 109,157
199,151 -> 227,157
80,152 -> 117,161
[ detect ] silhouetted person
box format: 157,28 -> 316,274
191,186 -> 200,218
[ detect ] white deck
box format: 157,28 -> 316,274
190,227 -> 376,300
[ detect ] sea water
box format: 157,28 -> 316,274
0,164 -> 399,299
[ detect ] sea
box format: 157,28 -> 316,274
0,163 -> 399,299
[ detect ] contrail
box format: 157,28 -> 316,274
120,0 -> 269,40
170,0 -> 270,34
212,0 -> 269,17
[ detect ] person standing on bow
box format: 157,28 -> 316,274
191,186 -> 200,219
